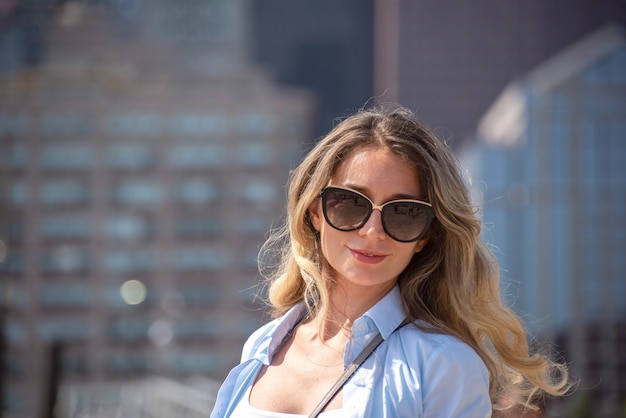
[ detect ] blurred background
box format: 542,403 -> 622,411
0,0 -> 625,417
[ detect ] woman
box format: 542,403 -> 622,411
211,105 -> 570,417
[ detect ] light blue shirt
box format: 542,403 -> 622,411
211,286 -> 491,417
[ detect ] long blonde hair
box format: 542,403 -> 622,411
260,104 -> 570,411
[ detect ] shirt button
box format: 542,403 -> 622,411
357,323 -> 366,333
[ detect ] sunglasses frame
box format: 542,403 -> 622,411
319,186 -> 435,243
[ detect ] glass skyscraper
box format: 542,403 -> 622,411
464,25 -> 626,413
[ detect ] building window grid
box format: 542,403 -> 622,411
3,77 -> 312,418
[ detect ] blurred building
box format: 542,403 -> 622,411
250,0 -> 374,139
56,376 -> 221,417
376,0 -> 626,146
464,25 -> 626,415
0,1 -> 314,417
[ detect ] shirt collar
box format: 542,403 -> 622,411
252,285 -> 406,363
255,303 -> 307,364
362,285 -> 406,339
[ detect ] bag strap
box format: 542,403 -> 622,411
308,318 -> 410,418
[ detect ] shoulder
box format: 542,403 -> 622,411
399,322 -> 478,353
386,323 -> 491,415
389,322 -> 488,378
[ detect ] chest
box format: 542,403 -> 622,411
249,335 -> 346,414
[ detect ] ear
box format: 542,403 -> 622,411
308,199 -> 323,232
414,235 -> 429,254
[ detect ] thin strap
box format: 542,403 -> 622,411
308,318 -> 410,418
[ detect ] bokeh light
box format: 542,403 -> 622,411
120,279 -> 147,306
148,320 -> 174,347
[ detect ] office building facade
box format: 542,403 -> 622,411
464,26 -> 626,413
0,2 -> 314,416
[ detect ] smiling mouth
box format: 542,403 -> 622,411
352,248 -> 386,256
349,248 -> 387,264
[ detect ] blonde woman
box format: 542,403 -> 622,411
211,105 -> 570,417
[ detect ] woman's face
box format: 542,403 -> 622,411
309,146 -> 429,295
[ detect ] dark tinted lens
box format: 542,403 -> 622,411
382,202 -> 430,241
323,189 -> 371,230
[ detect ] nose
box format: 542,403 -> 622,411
359,208 -> 386,240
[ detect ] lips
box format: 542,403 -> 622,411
349,248 -> 388,264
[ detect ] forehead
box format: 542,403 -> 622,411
331,147 -> 421,198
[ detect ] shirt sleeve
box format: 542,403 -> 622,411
421,341 -> 492,418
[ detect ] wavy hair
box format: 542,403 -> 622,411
260,104 -> 570,411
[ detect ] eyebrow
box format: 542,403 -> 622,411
340,183 -> 422,201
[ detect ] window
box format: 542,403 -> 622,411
167,144 -> 225,168
40,112 -> 89,136
40,179 -> 89,205
176,179 -> 220,204
0,142 -> 28,169
175,217 -> 221,237
104,214 -> 152,240
41,144 -> 94,170
238,111 -> 273,134
0,112 -> 28,136
173,246 -> 228,271
40,284 -> 91,307
9,181 -> 28,206
105,113 -> 161,136
103,248 -> 157,273
235,218 -> 268,235
179,286 -> 221,304
236,142 -> 272,168
173,350 -> 218,374
108,317 -> 150,341
0,247 -> 23,274
112,180 -> 163,205
174,320 -> 219,339
238,178 -> 276,204
41,245 -> 89,273
106,350 -> 152,373
4,319 -> 26,344
40,214 -> 91,238
108,144 -> 155,169
38,317 -> 90,342
169,113 -> 228,136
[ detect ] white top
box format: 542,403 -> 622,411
230,385 -> 345,418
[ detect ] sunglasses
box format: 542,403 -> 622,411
320,186 -> 435,243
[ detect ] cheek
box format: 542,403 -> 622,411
317,227 -> 347,269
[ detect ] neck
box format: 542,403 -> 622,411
311,279 -> 395,341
